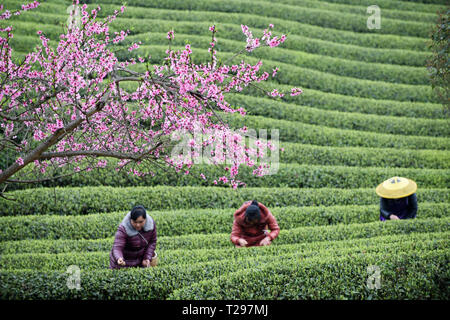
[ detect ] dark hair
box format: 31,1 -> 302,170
130,205 -> 147,221
245,200 -> 260,222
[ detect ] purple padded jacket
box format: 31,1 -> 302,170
109,212 -> 157,269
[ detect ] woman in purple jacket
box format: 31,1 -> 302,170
109,205 -> 158,269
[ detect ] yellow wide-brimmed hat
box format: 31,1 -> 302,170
376,176 -> 417,199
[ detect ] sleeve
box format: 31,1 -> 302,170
379,197 -> 392,219
144,222 -> 157,261
259,203 -> 280,241
407,193 -> 418,219
230,202 -> 251,245
231,219 -> 245,245
112,225 -> 127,261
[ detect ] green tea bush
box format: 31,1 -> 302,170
115,33 -> 431,85
1,217 -> 448,253
0,186 -> 448,216
5,3 -> 431,51
225,94 -> 447,136
264,0 -> 437,23
1,232 -> 447,271
4,161 -> 449,191
0,203 -> 447,241
313,0 -> 445,14
221,113 -> 450,149
95,0 -> 432,38
169,250 -> 450,299
129,47 -> 438,103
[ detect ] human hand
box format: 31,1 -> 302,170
390,215 -> 400,220
238,238 -> 248,247
117,258 -> 126,266
259,236 -> 271,246
142,259 -> 151,268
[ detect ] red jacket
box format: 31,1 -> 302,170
230,201 -> 280,246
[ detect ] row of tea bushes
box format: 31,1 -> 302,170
169,249 -> 450,299
240,82 -> 445,119
6,3 -> 432,51
225,94 -> 447,136
1,249 -> 447,299
0,256 -> 273,299
8,22 -> 431,83
1,186 -> 448,216
1,217 -> 448,253
265,0 -> 438,23
1,232 -> 447,271
312,0 -> 446,13
8,12 -> 432,67
126,48 -> 437,103
3,141 -> 449,191
95,0 -> 433,38
0,203 -> 447,240
219,112 -> 449,150
125,29 -> 430,67
4,161 -> 448,191
114,33 -> 431,85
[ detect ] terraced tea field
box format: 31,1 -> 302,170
0,0 -> 449,299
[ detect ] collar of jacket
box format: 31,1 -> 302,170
121,211 -> 154,237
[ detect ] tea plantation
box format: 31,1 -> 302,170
0,0 -> 449,299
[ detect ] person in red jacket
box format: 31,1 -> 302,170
231,200 -> 280,247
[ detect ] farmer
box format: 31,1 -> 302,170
376,176 -> 418,221
109,205 -> 158,269
231,200 -> 280,247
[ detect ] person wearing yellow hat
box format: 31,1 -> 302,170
376,177 -> 418,221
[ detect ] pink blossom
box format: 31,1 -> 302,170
21,1 -> 40,11
128,42 -> 140,52
290,87 -> 303,96
16,157 -> 24,166
0,3 -> 297,189
272,67 -> 279,77
218,176 -> 228,184
270,89 -> 284,98
97,160 -> 108,168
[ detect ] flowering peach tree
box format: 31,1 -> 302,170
0,1 -> 302,195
